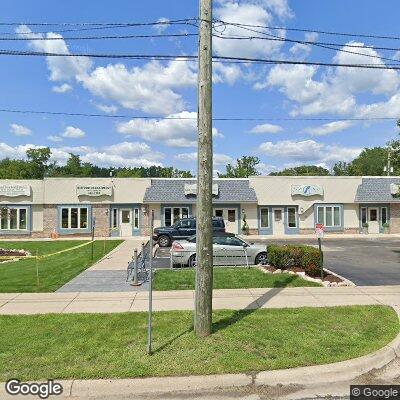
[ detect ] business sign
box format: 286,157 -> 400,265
291,184 -> 324,197
184,183 -> 219,196
0,184 -> 30,197
76,185 -> 113,197
315,223 -> 324,239
390,183 -> 400,197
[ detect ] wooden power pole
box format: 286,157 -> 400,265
195,0 -> 213,337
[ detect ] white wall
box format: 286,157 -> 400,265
0,180 -> 44,204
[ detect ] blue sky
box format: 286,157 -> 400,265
1,0 -> 400,174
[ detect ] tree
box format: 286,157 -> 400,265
270,165 -> 330,176
26,147 -> 52,178
218,156 -> 261,178
333,147 -> 388,176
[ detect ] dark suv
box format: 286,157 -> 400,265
153,217 -> 225,247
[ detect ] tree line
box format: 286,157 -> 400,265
0,148 -> 193,179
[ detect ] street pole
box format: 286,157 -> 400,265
195,0 -> 213,337
318,237 -> 324,280
147,210 -> 154,355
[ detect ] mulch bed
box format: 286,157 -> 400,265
261,265 -> 344,284
0,249 -> 29,257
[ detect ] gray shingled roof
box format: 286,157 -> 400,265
144,179 -> 258,203
355,178 -> 400,202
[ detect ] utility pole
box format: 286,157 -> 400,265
384,147 -> 393,176
195,0 -> 213,337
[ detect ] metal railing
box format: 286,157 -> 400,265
170,247 -> 250,269
126,240 -> 152,283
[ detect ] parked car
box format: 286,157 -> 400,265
170,233 -> 268,268
153,217 -> 225,247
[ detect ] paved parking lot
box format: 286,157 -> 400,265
253,237 -> 400,286
154,237 -> 400,286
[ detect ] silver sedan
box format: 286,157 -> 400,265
170,234 -> 268,268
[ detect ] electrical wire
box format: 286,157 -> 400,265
215,21 -> 400,64
214,20 -> 400,41
1,49 -> 400,70
0,108 -> 398,122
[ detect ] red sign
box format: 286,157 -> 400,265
315,224 -> 324,238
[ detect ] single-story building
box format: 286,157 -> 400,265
0,176 -> 398,238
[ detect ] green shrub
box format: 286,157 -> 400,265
267,244 -> 322,273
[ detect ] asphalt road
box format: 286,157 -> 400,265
154,237 -> 400,286
252,237 -> 400,286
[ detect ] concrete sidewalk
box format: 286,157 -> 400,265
241,233 -> 400,240
56,238 -> 150,293
1,286 -> 399,315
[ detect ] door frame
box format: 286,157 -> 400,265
119,208 -> 133,237
272,207 -> 285,235
368,207 -> 380,234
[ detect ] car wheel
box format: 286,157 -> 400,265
158,235 -> 171,247
255,252 -> 268,265
188,254 -> 196,268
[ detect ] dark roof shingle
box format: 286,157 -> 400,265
355,178 -> 400,202
144,179 -> 258,203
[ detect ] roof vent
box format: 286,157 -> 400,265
184,183 -> 219,196
390,183 -> 400,196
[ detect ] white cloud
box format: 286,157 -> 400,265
304,120 -> 354,136
153,17 -> 170,34
259,139 -> 361,165
16,25 -> 92,82
262,41 -> 400,117
0,141 -> 164,168
61,126 -> 86,139
95,104 -> 118,114
213,0 -> 288,58
9,123 -> 32,136
174,152 -> 233,166
213,62 -> 242,85
117,111 -> 223,148
289,32 -> 318,59
249,123 -> 283,134
47,135 -> 63,142
78,60 -> 197,115
52,83 -> 73,93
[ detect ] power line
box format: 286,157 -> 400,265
1,49 -> 400,70
0,108 -> 398,122
216,21 -> 400,64
213,33 -> 400,54
0,33 -> 198,41
0,19 -> 196,27
215,20 -> 400,41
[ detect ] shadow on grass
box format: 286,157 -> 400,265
212,287 -> 285,334
152,326 -> 194,354
269,274 -> 301,288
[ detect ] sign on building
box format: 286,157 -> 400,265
184,183 -> 219,196
390,183 -> 400,197
0,184 -> 31,197
291,185 -> 324,197
76,185 -> 113,197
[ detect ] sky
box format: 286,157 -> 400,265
1,0 -> 400,175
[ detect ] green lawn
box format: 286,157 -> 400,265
0,240 -> 89,256
154,267 -> 321,290
0,306 -> 397,381
0,240 -> 123,293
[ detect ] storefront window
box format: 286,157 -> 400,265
19,208 -> 27,230
134,208 -> 139,229
111,209 -> 118,229
164,208 -> 172,226
228,209 -> 236,222
0,207 -> 29,231
164,207 -> 189,226
60,207 -> 89,229
287,207 -> 297,228
317,205 -> 341,228
260,208 -> 269,228
382,207 -> 388,225
361,207 -> 367,224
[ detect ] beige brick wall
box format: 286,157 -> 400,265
92,204 -> 110,237
43,205 -> 57,237
141,205 -> 151,236
390,204 -> 400,233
